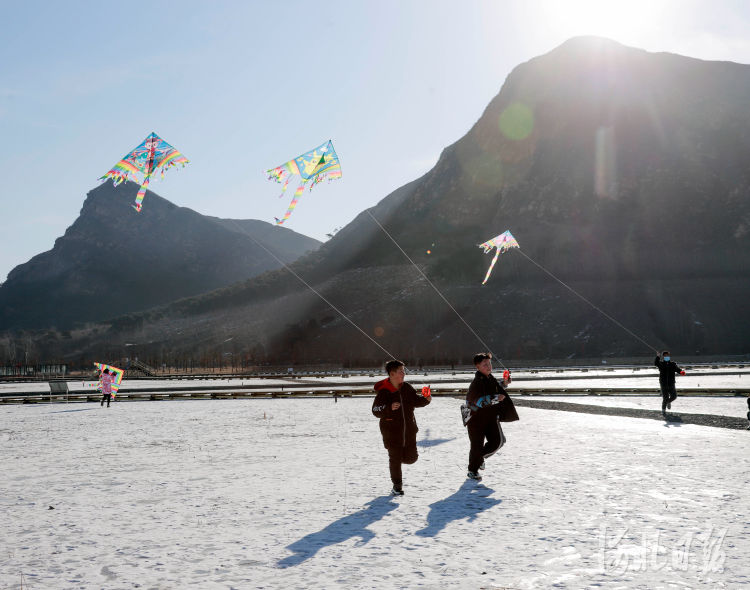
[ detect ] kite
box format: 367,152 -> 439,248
100,132 -> 189,212
94,362 -> 125,397
266,140 -> 342,225
478,230 -> 519,284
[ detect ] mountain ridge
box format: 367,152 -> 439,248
7,37 -> 750,364
0,181 -> 321,331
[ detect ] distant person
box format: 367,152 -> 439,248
746,397 -> 750,430
372,360 -> 431,495
463,353 -> 519,481
654,350 -> 685,414
100,368 -> 114,408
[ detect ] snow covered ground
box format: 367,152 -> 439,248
2,395 -> 748,589
3,364 -> 749,396
2,369 -> 748,396
527,395 -> 750,419
509,372 -> 750,393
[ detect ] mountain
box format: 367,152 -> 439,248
14,37 -> 750,365
0,181 -> 320,331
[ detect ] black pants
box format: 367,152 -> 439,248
101,393 -> 111,407
467,415 -> 505,472
387,444 -> 418,486
660,383 -> 677,411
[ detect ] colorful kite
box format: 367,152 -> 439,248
94,362 -> 125,397
478,230 -> 519,284
266,140 -> 342,225
100,132 -> 189,212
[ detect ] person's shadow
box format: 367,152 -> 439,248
415,480 -> 503,538
417,427 -> 454,448
277,495 -> 399,568
662,413 -> 684,428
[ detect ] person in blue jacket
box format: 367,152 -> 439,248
464,352 -> 519,481
372,360 -> 431,495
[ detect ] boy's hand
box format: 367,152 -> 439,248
680,370 -> 686,376
391,401 -> 401,410
421,386 -> 431,398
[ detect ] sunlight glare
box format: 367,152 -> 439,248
536,0 -> 667,45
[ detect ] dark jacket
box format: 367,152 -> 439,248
466,371 -> 519,423
654,356 -> 682,387
372,379 -> 430,449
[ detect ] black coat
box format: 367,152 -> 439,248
372,379 -> 430,449
466,371 -> 520,424
654,356 -> 682,387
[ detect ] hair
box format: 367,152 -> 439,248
385,359 -> 405,375
662,350 -> 671,357
102,368 -> 110,374
473,352 -> 492,365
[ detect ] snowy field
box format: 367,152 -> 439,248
2,365 -> 749,397
2,371 -> 749,397
2,396 -> 748,589
527,395 -> 750,419
509,372 -> 750,393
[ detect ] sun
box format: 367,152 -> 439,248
538,0 -> 668,46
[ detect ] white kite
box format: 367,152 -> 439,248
478,230 -> 519,284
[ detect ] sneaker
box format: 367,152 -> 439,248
479,460 -> 485,470
667,403 -> 671,410
391,484 -> 404,496
467,471 -> 483,481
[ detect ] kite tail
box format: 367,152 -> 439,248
309,173 -> 325,190
275,181 -> 306,225
482,249 -> 502,285
310,170 -> 342,191
133,175 -> 151,212
278,176 -> 292,198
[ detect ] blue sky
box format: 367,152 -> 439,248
2,0 -> 750,282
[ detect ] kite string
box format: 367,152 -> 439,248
515,249 -> 658,353
366,210 -> 506,369
226,220 -> 398,362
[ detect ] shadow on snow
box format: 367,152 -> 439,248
418,428 -> 455,448
277,479 -> 502,567
277,495 -> 399,568
663,413 -> 684,427
415,480 -> 503,538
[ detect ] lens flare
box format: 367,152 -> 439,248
595,126 -> 617,198
498,102 -> 534,140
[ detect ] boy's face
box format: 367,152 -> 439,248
389,366 -> 405,387
476,358 -> 492,376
